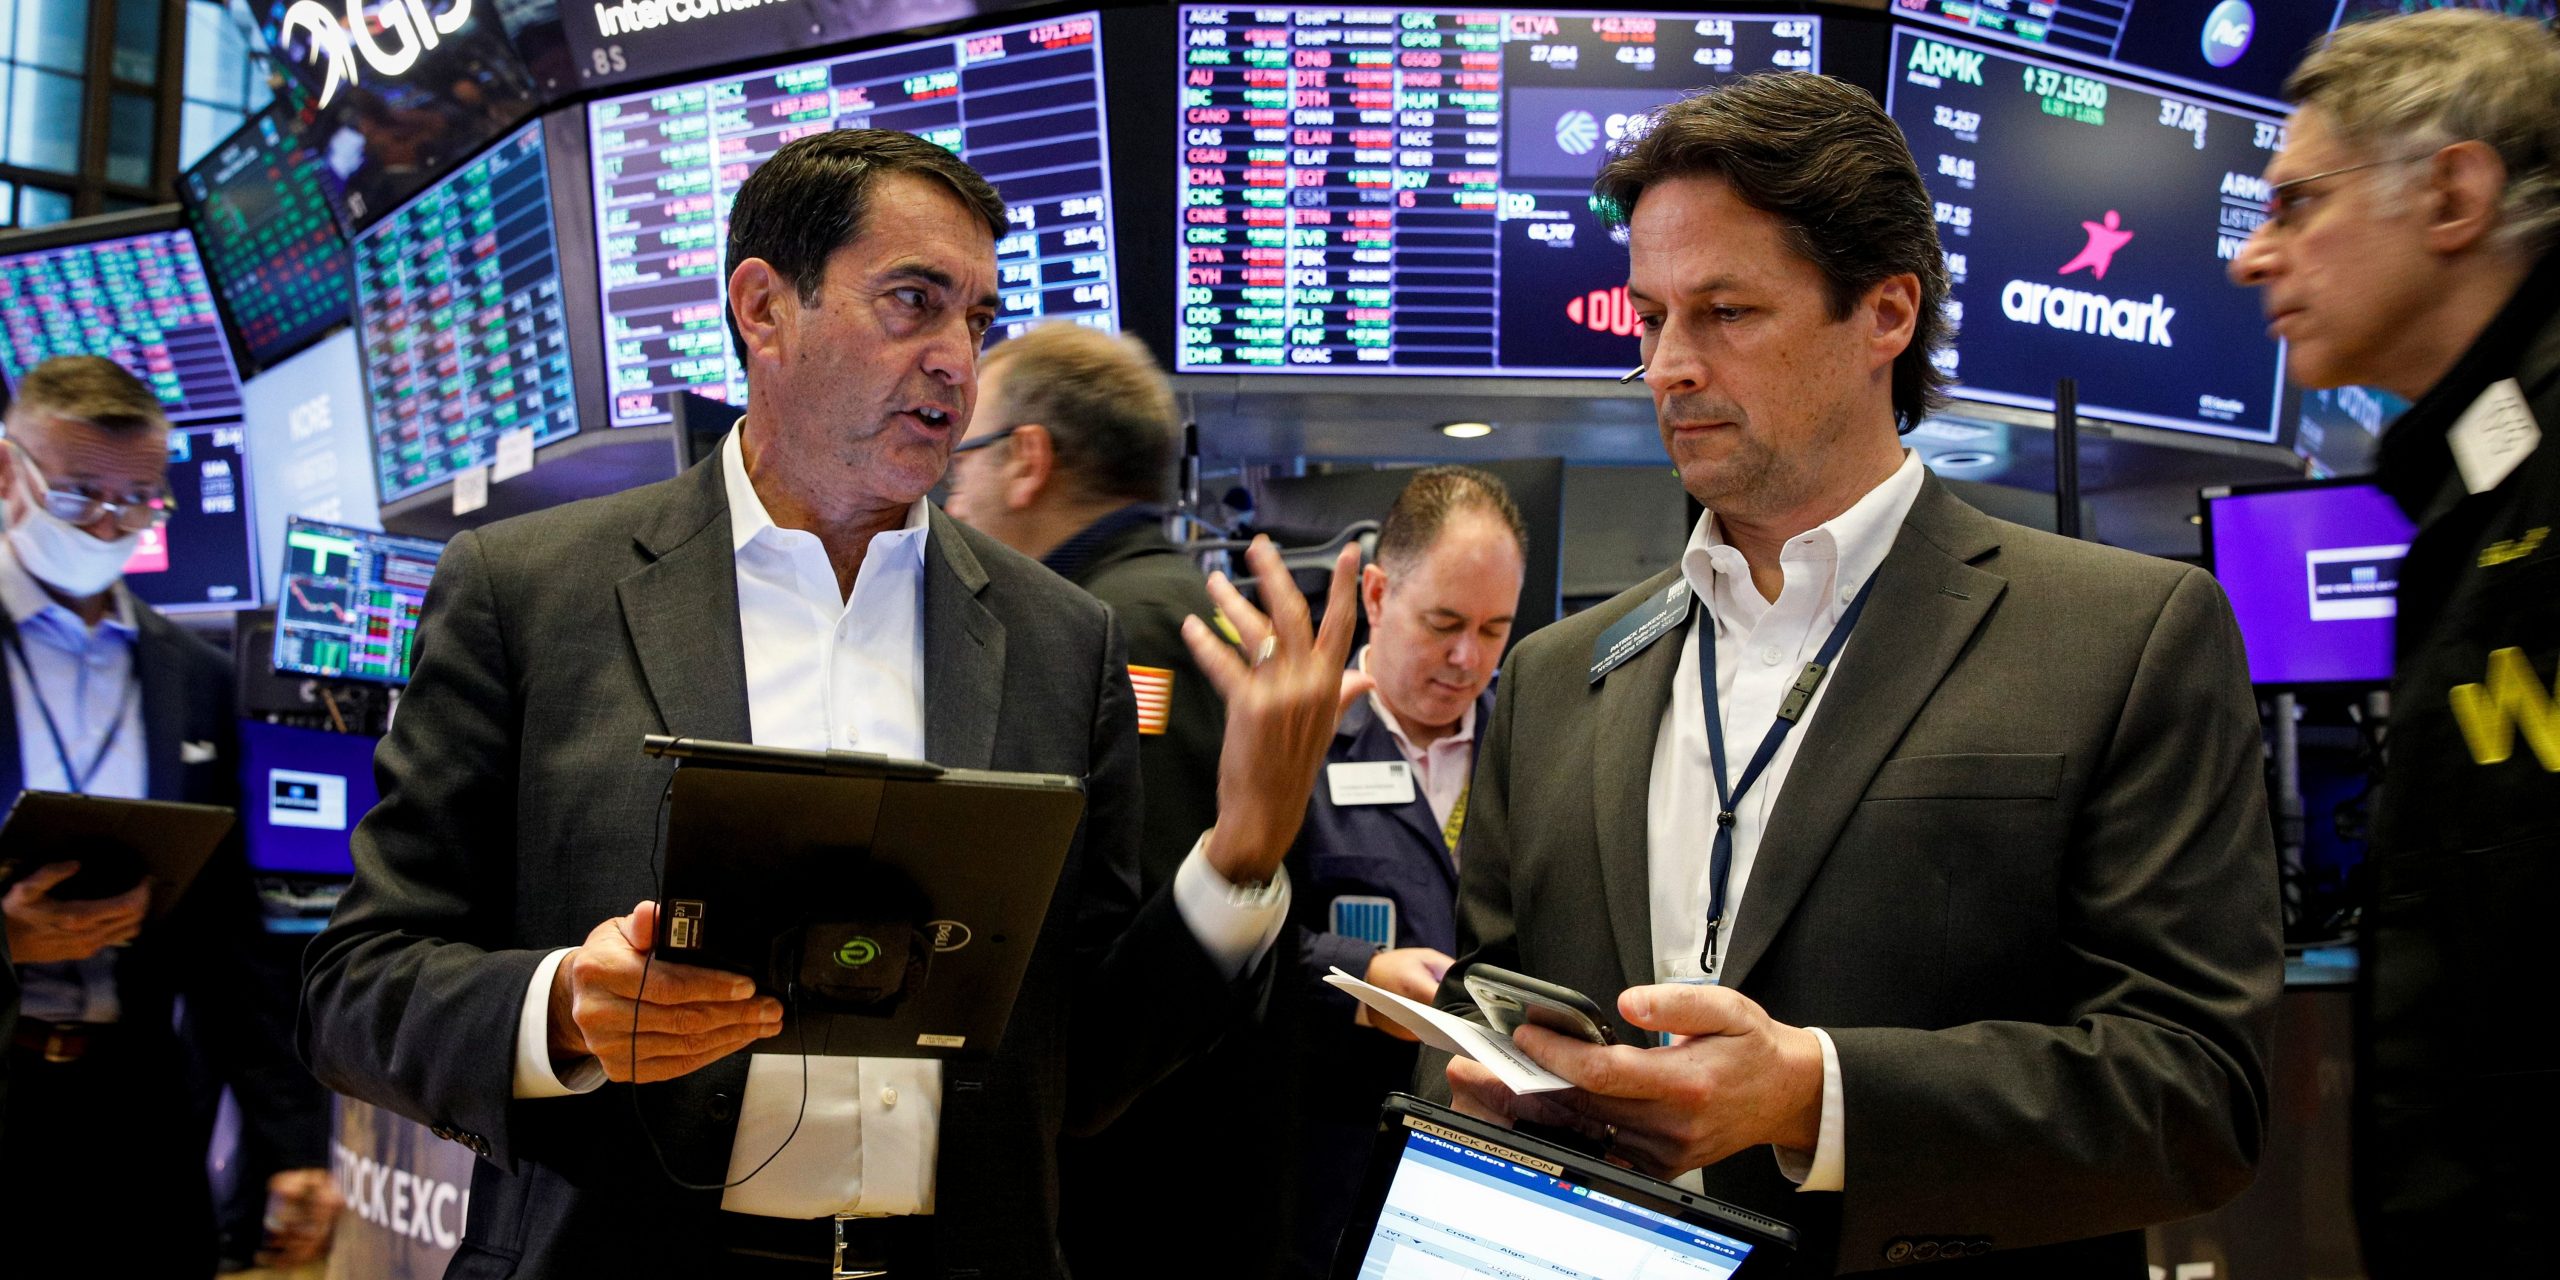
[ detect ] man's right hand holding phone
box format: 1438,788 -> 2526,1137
547,900 -> 784,1083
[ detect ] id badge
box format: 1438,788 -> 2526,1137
1329,895 -> 1398,948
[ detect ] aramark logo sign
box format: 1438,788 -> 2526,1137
281,0 -> 476,107
1999,211 -> 2176,347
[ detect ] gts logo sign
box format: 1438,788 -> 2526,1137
1908,40 -> 1985,86
2451,648 -> 2560,771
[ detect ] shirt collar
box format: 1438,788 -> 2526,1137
721,427 -> 932,562
1680,449 -> 1926,608
0,536 -> 138,642
1356,644 -> 1477,755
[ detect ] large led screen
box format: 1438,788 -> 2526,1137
1886,28 -> 2289,442
242,329 -> 384,589
0,228 -> 246,425
122,423 -> 261,614
353,122 -> 580,503
181,107 -> 356,372
1890,0 -> 2337,110
588,11 -> 1118,429
1173,7 -> 1818,376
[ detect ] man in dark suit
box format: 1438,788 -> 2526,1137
0,356 -> 335,1274
1283,464 -> 1523,1273
944,320 -> 1267,1275
2227,14 -> 2560,1274
1429,76 -> 2280,1276
301,130 -> 1361,1277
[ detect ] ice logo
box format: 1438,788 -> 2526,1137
280,0 -> 477,108
2201,1 -> 2255,69
1555,110 -> 1601,157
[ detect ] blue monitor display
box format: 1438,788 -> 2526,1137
353,121 -> 579,502
271,516 -> 445,686
1890,0 -> 2339,110
1886,28 -> 2290,443
1351,1128 -> 1756,1276
242,330 -> 384,592
1174,6 -> 1819,376
0,227 -> 246,425
238,719 -> 380,876
122,424 -> 261,614
2203,479 -> 2415,686
586,11 -> 1121,428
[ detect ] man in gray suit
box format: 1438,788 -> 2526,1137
302,130 -> 1359,1277
1431,75 -> 2280,1275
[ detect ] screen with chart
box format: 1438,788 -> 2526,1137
120,424 -> 260,613
354,122 -> 580,503
587,11 -> 1118,429
181,107 -> 356,372
1886,28 -> 2288,442
0,228 -> 245,424
272,517 -> 446,685
1889,0 -> 2339,109
2204,480 -> 2414,686
1173,7 -> 1818,376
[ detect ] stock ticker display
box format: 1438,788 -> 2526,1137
1173,7 -> 1817,376
353,123 -> 580,502
588,12 -> 1118,429
1887,29 -> 2288,442
121,424 -> 260,615
1889,0 -> 2339,109
0,229 -> 245,423
181,108 -> 355,371
272,516 -> 448,685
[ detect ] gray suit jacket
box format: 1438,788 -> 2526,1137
1437,475 -> 2280,1276
301,455 -> 1248,1277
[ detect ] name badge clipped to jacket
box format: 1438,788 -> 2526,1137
1327,760 -> 1416,807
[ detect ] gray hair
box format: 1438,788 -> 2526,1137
2288,9 -> 2560,256
975,322 -> 1180,505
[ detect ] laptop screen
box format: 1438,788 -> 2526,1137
1352,1125 -> 1756,1278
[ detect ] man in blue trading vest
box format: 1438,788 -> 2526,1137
0,356 -> 337,1273
1284,465 -> 1527,1273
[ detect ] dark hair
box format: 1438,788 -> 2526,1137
1593,73 -> 1950,432
4,355 -> 166,435
1376,466 -> 1528,575
723,129 -> 1008,360
977,322 -> 1180,504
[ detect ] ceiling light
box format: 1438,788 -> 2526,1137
1928,450 -> 1999,470
1438,421 -> 1494,439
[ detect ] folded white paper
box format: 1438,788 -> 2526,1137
1323,967 -> 1572,1094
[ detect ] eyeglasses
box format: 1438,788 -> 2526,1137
950,425 -> 1022,455
7,441 -> 168,533
2262,151 -> 2442,232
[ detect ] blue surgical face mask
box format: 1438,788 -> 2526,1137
6,446 -> 139,598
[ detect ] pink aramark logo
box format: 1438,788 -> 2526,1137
2058,210 -> 2135,280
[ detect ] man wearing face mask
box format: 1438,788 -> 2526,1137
1282,465 -> 1527,1273
0,356 -> 338,1274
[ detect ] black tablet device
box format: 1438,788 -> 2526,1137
0,791 -> 238,923
644,736 -> 1085,1060
1333,1095 -> 1799,1279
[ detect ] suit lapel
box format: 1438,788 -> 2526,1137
922,509 -> 1004,770
1719,477 -> 2007,990
132,608 -> 187,802
616,458 -> 752,743
1590,569 -> 1688,995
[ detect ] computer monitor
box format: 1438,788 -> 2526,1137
1885,27 -> 2290,444
0,214 -> 246,425
241,329 -> 383,590
122,423 -> 261,614
2201,478 -> 2414,688
179,106 -> 357,373
1172,7 -> 1820,377
586,10 -> 1123,428
1891,0 -> 2340,111
352,121 -> 581,503
271,517 -> 446,686
237,719 -> 380,876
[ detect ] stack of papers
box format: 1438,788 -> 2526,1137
1323,968 -> 1572,1094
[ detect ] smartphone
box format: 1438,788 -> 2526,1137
1462,963 -> 1615,1045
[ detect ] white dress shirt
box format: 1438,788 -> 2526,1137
1645,450 -> 1924,1194
2,540 -> 146,1023
512,429 -> 1287,1219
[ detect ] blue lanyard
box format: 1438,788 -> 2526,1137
1694,573 -> 1879,982
3,629 -> 137,796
